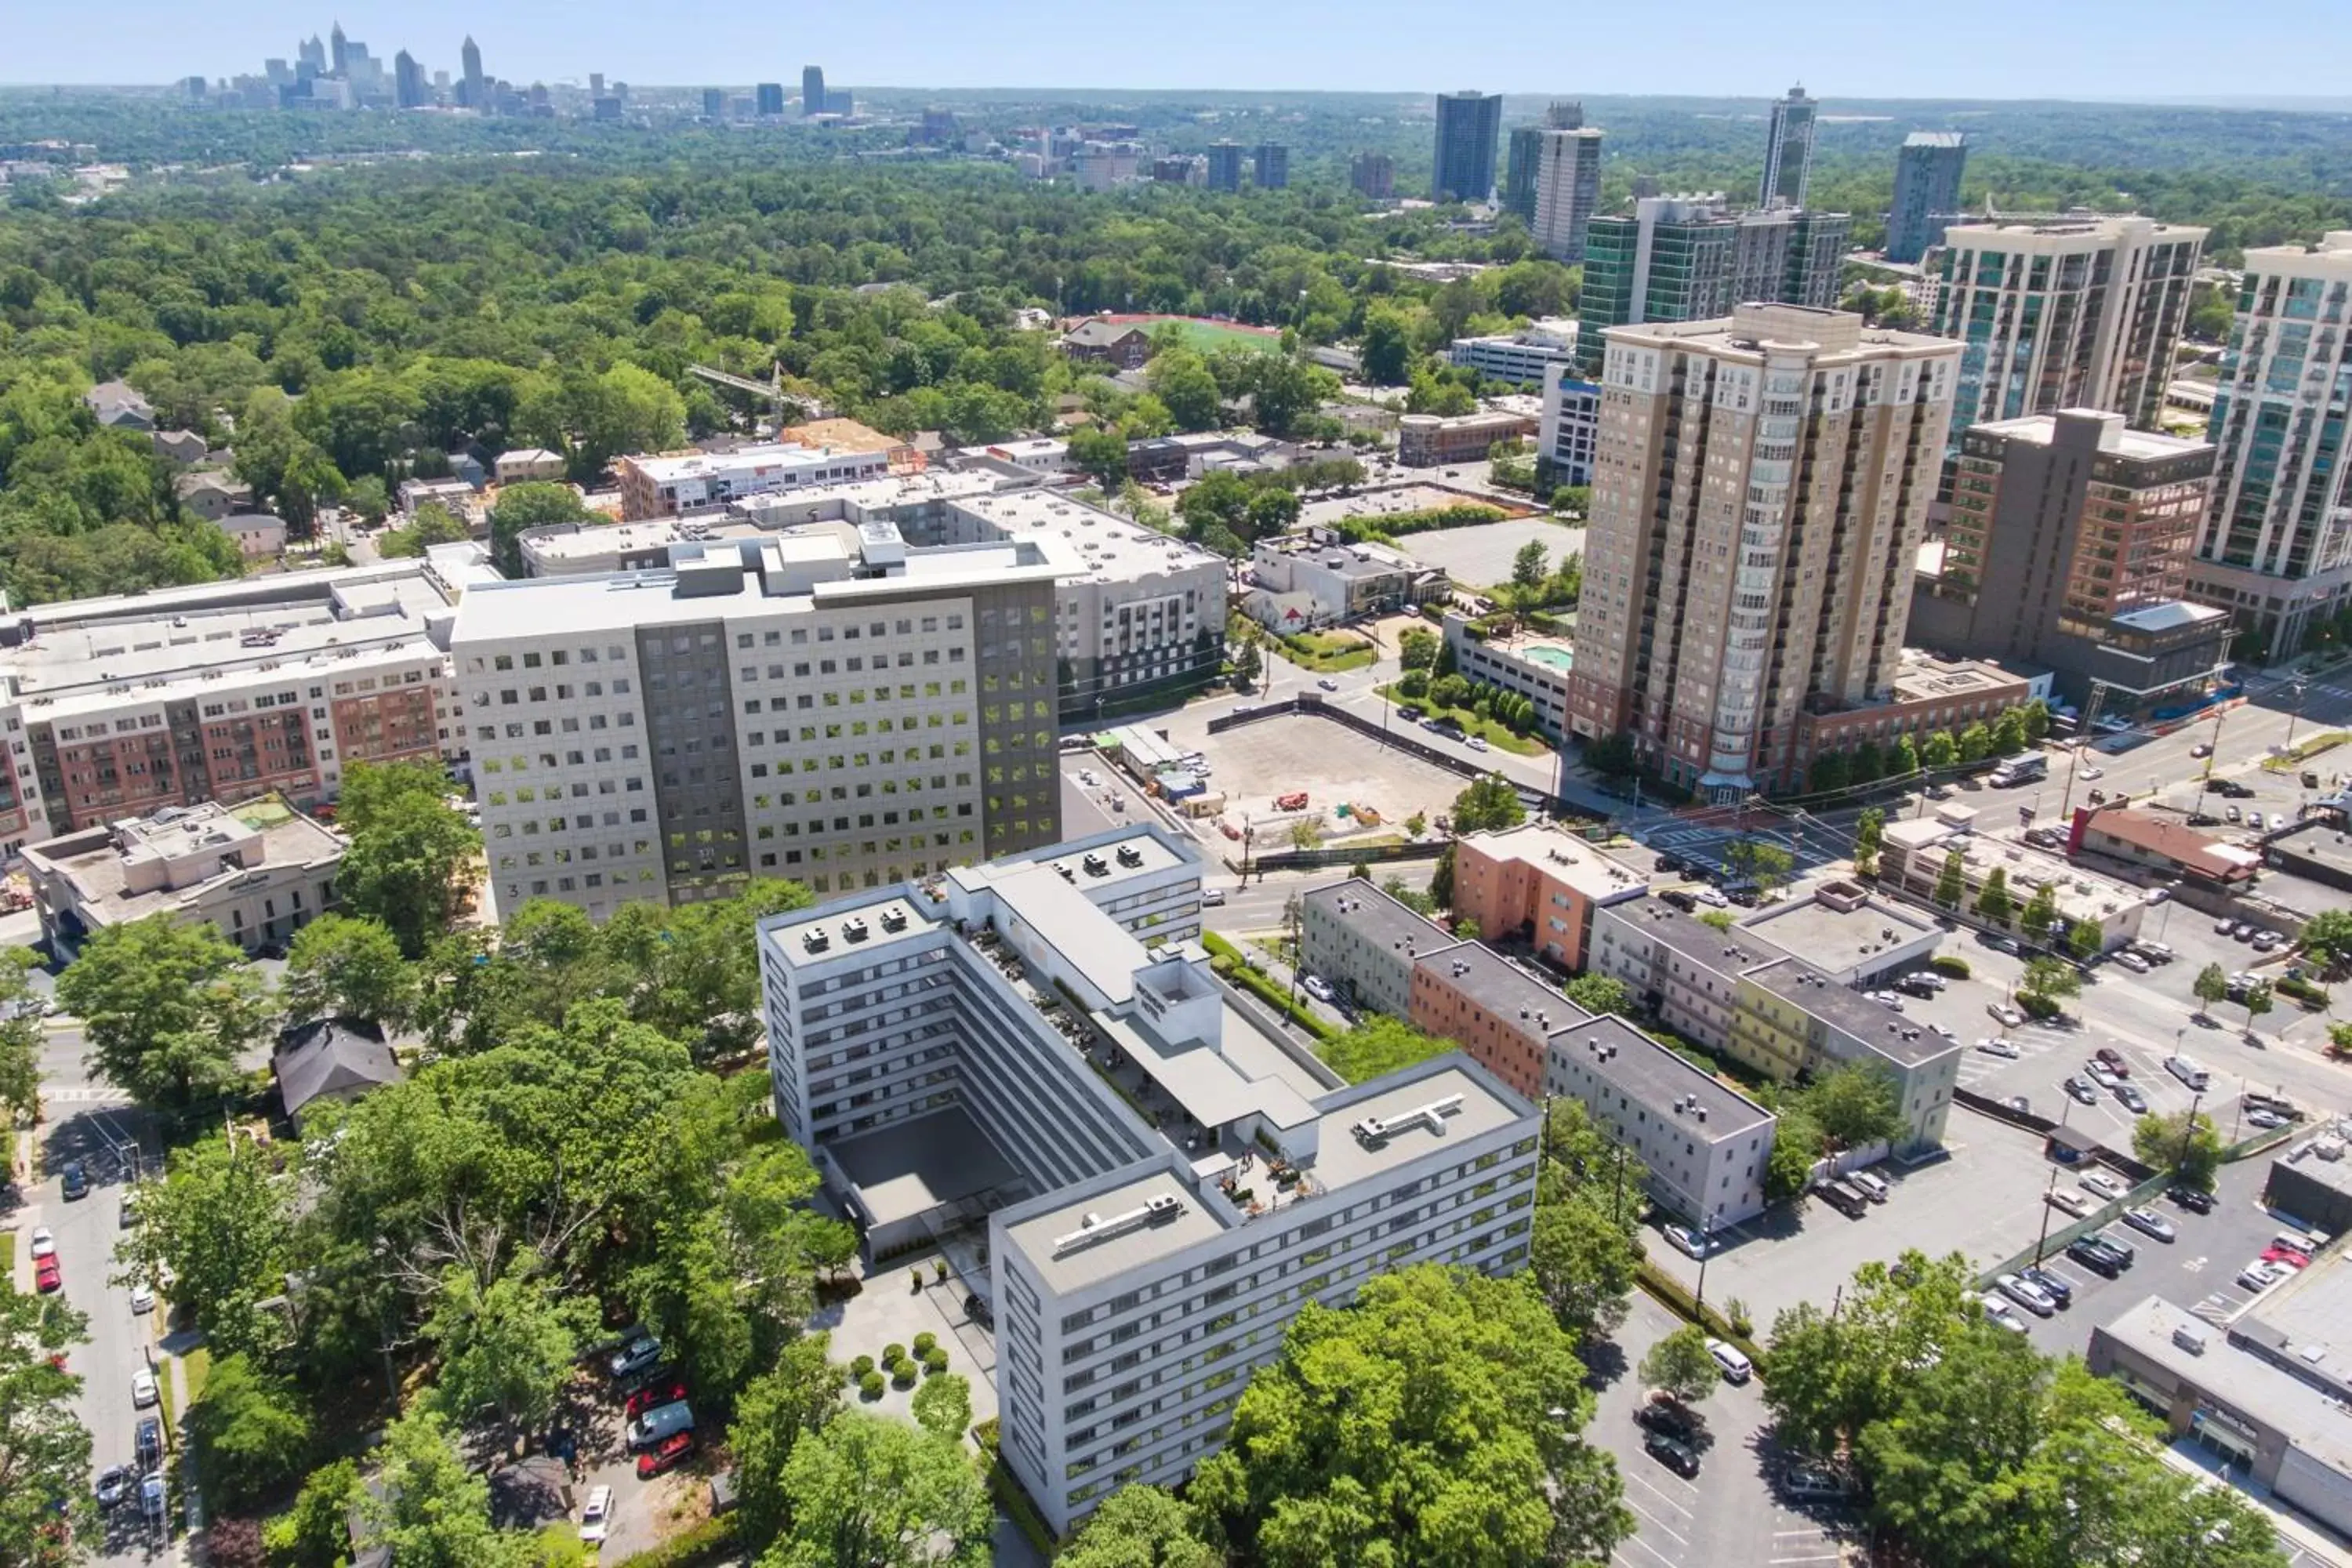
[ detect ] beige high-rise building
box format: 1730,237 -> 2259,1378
1929,214 -> 2206,439
1529,126 -> 1605,263
1566,305 -> 1961,797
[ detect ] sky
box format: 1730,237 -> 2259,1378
9,0 -> 2352,103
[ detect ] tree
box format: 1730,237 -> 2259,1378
909,1371 -> 971,1443
2020,884 -> 2060,949
1149,350 -> 1223,433
1988,707 -> 2028,757
1287,815 -> 1325,851
485,479 -> 590,576
1639,1326 -> 1722,1406
336,761 -> 478,958
2300,908 -> 2352,973
2193,962 -> 2231,1017
1319,1016 -> 1452,1083
1956,722 -> 1994,763
281,913 -> 419,1031
1451,772 -> 1526,834
2134,1109 -> 2224,1192
376,500 -> 470,558
1809,750 -> 1851,794
2019,956 -> 2082,1011
365,1410 -> 532,1568
1530,1195 -> 1642,1345
1933,848 -> 1965,909
343,473 -> 390,526
1059,1485 -> 1220,1568
187,1353 -> 311,1513
56,913 -> 270,1111
0,1286 -> 92,1567
1065,424 -> 1129,490
2067,916 -> 2104,962
1765,1107 -> 1825,1203
1190,1266 -> 1631,1568
115,1133 -> 292,1360
732,1336 -> 845,1554
1890,734 -> 1920,776
1724,837 -> 1794,895
2243,979 -> 2275,1033
1973,866 -> 2013,926
1509,539 -> 1548,606
1359,307 -> 1416,388
1802,1063 -> 1904,1157
1564,973 -> 1628,1017
768,1409 -> 991,1568
1397,625 -> 1440,673
1922,730 -> 1959,769
423,1260 -> 598,1431
1246,486 -> 1300,539
0,947 -> 42,1129
2018,700 -> 2051,744
276,1459 -> 361,1568
1582,730 -> 1636,778
1853,808 -> 1885,880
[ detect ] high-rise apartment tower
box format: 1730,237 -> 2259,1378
1759,85 -> 1816,209
1884,132 -> 1966,264
1530,127 -> 1606,263
1432,90 -> 1502,203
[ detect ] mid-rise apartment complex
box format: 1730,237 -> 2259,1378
1759,85 -> 1817,209
1530,127 -> 1606,263
0,552 -> 487,855
1911,409 -> 2230,710
2187,233 -> 2352,656
516,473 -> 1226,724
1449,319 -> 1579,387
615,440 -> 894,521
452,523 -> 1069,917
1577,197 -> 1852,372
1884,132 -> 1966,265
1567,305 -> 1962,797
1538,361 -> 1602,485
753,826 -> 1540,1536
1929,215 -> 2206,438
1432,90 -> 1502,202
1446,821 -> 1648,967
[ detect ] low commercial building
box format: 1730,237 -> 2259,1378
754,826 -> 1539,1537
1794,652 -> 2034,779
2067,804 -> 2259,887
1733,879 -> 1941,986
493,448 -> 568,485
1447,320 -> 1578,387
1877,815 -> 2151,951
1448,822 -> 1648,969
1125,430 -> 1289,485
2091,1285 -> 2352,1536
1299,880 -> 1464,1017
1246,530 -> 1447,631
615,441 -> 893,521
24,797 -> 345,957
1443,615 -> 1577,742
1058,319 -> 1153,371
1537,362 -> 1601,488
1396,407 -> 1540,468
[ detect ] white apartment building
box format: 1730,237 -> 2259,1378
2187,233 -> 2352,656
753,828 -> 1541,1536
0,549 -> 491,856
450,522 -> 1069,919
517,474 -> 1227,722
1930,214 -> 2207,439
615,441 -> 894,520
1530,128 -> 1604,263
1537,361 -> 1602,487
1448,319 -> 1579,387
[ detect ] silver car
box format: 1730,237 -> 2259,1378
2121,1207 -> 2177,1243
1995,1272 -> 2056,1317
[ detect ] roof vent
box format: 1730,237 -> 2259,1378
1351,1094 -> 1465,1145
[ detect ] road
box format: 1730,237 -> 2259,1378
23,1017 -> 176,1566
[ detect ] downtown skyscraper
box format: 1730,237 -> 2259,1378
1432,90 -> 1502,204
1759,85 -> 1817,209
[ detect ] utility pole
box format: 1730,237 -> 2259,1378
2058,681 -> 2107,822
2032,1165 -> 2060,1265
1695,1220 -> 1715,1311
2176,1089 -> 2205,1184
2283,675 -> 2311,755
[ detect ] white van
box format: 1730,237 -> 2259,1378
2164,1055 -> 2209,1091
626,1399 -> 695,1450
1846,1169 -> 1890,1204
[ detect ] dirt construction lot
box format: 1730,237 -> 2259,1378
1399,519 -> 1584,590
1177,712 -> 1472,852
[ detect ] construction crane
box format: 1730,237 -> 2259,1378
687,361 -> 797,433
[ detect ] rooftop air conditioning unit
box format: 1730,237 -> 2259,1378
841,916 -> 870,942
801,927 -> 831,953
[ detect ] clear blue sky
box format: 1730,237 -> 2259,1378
11,0 -> 2349,101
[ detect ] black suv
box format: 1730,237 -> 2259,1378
2067,1236 -> 2127,1277
1635,1395 -> 1703,1443
2167,1185 -> 2216,1214
1644,1430 -> 1701,1477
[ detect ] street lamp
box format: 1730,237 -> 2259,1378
1694,1220 -> 1716,1312
2284,676 -> 2311,755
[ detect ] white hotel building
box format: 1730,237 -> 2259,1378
755,825 -> 1539,1534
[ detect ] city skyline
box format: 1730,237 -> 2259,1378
6,0 -> 2349,100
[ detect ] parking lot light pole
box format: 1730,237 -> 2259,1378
1694,1220 -> 1715,1312
2177,1090 -> 2204,1181
2033,1167 -> 2060,1265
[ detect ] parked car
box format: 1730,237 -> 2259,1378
2082,1229 -> 2137,1265
34,1256 -> 60,1294
625,1377 -> 688,1419
2020,1265 -> 2075,1307
129,1283 -> 154,1315
1980,1296 -> 2030,1334
2262,1245 -> 2311,1270
140,1472 -> 166,1525
1200,887 -> 1226,906
2046,1188 -> 2092,1218
130,1366 -> 158,1408
2192,742 -> 2213,758
2115,951 -> 2151,974
2086,1062 -> 2121,1090
2168,1185 -> 2216,1214
1316,677 -> 1340,692
1707,1339 -> 1753,1384
2066,1237 -> 2125,1277
1465,735 -> 1490,752
1635,1391 -> 1704,1441
136,1417 -> 162,1470
2122,1207 -> 2178,1243
2114,1083 -> 2147,1113
2064,1076 -> 2097,1105
626,1399 -> 695,1452
2238,1260 -> 2292,1292
580,1485 -> 614,1544
27,1226 -> 53,1259
2080,1172 -> 2125,1202
94,1465 -> 134,1510
1988,1003 -> 2024,1028
1997,1272 -> 2057,1317
637,1428 -> 696,1479
608,1334 -> 663,1381
1301,975 -> 1335,1002
1976,1036 -> 2020,1059
1846,1169 -> 1890,1204
1645,1429 -> 1701,1477
60,1160 -> 88,1200
2094,1047 -> 2128,1073
2247,1109 -> 2288,1131
1780,1461 -> 1853,1501
1662,1223 -> 1718,1260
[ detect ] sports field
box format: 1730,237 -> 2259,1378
1098,314 -> 1283,354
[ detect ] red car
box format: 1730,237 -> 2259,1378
624,1378 -> 688,1419
34,1256 -> 61,1294
2094,1047 -> 2129,1076
2263,1246 -> 2312,1270
637,1429 -> 694,1479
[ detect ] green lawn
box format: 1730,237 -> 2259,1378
1127,315 -> 1283,354
1377,684 -> 1546,756
1279,632 -> 1377,673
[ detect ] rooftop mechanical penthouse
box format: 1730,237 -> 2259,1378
753,823 -> 1541,1534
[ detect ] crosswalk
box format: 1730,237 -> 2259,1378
43,1085 -> 131,1109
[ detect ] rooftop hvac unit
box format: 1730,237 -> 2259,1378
801,927 -> 830,953
880,907 -> 908,933
1051,1192 -> 1185,1254
1351,1093 -> 1465,1145
841,916 -> 870,942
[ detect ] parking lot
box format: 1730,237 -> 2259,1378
1646,1113 -> 2068,1332
1589,1291 -> 1859,1568
1156,710 -> 1475,848
1394,518 -> 1582,590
